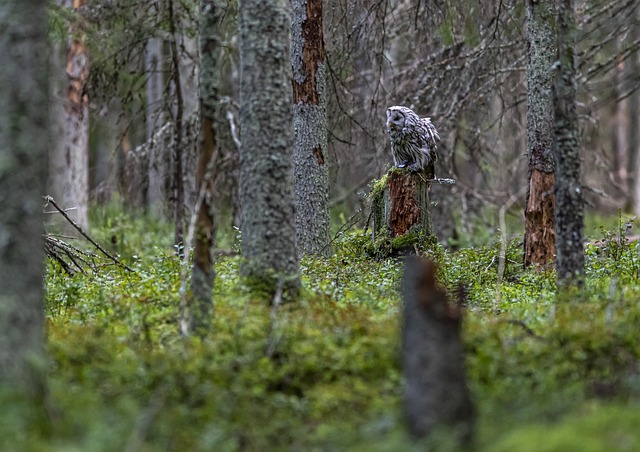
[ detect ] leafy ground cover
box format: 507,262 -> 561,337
3,211 -> 640,451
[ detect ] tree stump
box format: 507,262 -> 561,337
369,168 -> 453,256
402,257 -> 474,444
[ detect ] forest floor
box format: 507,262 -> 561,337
4,208 -> 640,451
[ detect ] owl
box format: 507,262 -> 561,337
386,106 -> 440,173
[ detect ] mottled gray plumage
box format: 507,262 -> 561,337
386,106 -> 440,172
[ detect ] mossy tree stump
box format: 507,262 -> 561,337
370,168 -> 436,256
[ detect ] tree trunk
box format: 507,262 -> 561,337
402,257 -> 474,443
239,0 -> 300,297
627,4 -> 640,214
146,33 -> 166,215
188,0 -> 222,336
524,0 -> 556,269
291,0 -> 330,256
0,0 -> 48,394
168,0 -> 186,247
370,170 -> 434,256
554,0 -> 584,286
49,0 -> 90,233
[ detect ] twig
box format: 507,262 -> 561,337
43,196 -> 135,273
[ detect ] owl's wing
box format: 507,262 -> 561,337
418,117 -> 440,153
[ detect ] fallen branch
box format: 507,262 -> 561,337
43,196 -> 135,273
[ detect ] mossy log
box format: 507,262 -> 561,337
370,169 -> 436,256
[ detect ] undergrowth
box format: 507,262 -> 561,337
3,211 -> 640,451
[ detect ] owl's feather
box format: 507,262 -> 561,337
386,106 -> 440,172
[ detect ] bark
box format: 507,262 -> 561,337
169,0 -> 186,247
49,0 -> 90,233
0,0 -> 48,393
291,0 -> 330,256
524,0 -> 556,269
188,0 -> 222,335
628,5 -> 640,214
239,0 -> 300,297
554,0 -> 584,286
402,257 -> 474,443
146,34 -> 166,215
370,170 -> 434,256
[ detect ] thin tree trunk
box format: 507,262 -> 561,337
628,5 -> 640,214
291,0 -> 330,256
0,0 -> 48,394
188,0 -> 222,335
168,0 -> 186,248
524,0 -> 556,269
49,0 -> 90,233
239,0 -> 300,297
554,0 -> 584,286
146,34 -> 166,215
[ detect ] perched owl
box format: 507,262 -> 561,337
386,106 -> 440,173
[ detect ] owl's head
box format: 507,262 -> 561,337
386,106 -> 416,131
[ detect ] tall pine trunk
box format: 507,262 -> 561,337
49,0 -> 89,233
239,0 -> 300,297
291,0 -> 330,256
524,0 -> 556,269
554,0 -> 584,286
0,0 -> 48,394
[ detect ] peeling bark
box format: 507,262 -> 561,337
524,0 -> 556,270
291,0 -> 330,256
49,0 -> 89,233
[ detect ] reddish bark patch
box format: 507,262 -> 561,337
524,169 -> 556,269
388,172 -> 421,237
312,146 -> 325,165
292,0 -> 324,105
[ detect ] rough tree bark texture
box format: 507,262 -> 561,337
0,0 -> 48,392
188,0 -> 222,335
49,0 -> 89,232
524,0 -> 556,269
291,0 -> 330,256
371,171 -> 433,255
239,0 -> 300,296
402,257 -> 474,443
554,0 -> 584,285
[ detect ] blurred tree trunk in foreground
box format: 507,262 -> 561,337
187,0 -> 222,336
0,0 -> 48,394
554,0 -> 584,286
402,257 -> 474,444
239,0 -> 300,298
291,0 -> 330,256
49,0 -> 89,233
524,0 -> 556,269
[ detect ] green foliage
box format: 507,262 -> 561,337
4,212 -> 640,450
